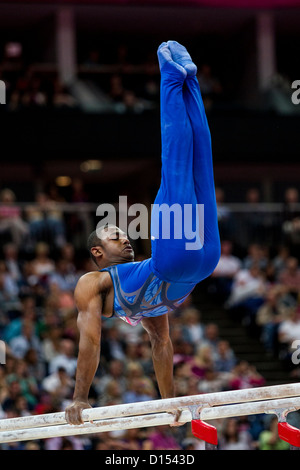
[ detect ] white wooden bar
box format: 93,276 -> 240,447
1,382 -> 300,433
200,396 -> 300,421
0,412 -> 189,443
0,384 -> 300,443
0,396 -> 300,444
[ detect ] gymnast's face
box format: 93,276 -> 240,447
92,225 -> 134,266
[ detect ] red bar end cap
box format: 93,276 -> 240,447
191,419 -> 218,445
278,422 -> 300,447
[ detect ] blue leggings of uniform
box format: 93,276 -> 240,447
150,41 -> 221,284
101,42 -> 221,325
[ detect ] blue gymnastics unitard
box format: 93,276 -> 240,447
101,41 -> 221,326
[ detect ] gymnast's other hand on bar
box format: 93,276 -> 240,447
65,400 -> 92,425
168,409 -> 184,427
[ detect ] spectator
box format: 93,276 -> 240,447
181,307 -> 204,346
243,188 -> 267,245
21,77 -> 48,108
192,344 -> 215,379
137,340 -> 154,377
0,365 -> 9,405
258,416 -> 290,450
8,90 -> 21,112
41,367 -> 75,400
60,243 -> 77,272
272,245 -> 290,278
14,394 -> 31,417
211,240 -> 242,299
0,260 -> 19,298
98,379 -> 123,406
229,361 -> 265,390
219,418 -> 254,450
24,441 -> 41,450
2,242 -> 23,283
122,377 -> 156,404
9,319 -> 42,360
95,359 -> 127,397
68,178 -> 92,248
182,437 -> 205,450
101,324 -> 126,363
0,188 -> 29,247
46,281 -> 76,318
282,187 -> 300,250
119,428 -> 146,451
24,347 -> 46,383
278,307 -> 300,354
172,337 -> 195,369
18,260 -> 46,299
243,243 -> 269,271
197,368 -> 227,394
32,390 -> 58,416
109,74 -> 125,103
148,425 -> 181,450
173,361 -> 193,397
48,338 -> 77,377
201,323 -> 220,358
278,256 -> 300,299
49,259 -> 78,292
225,263 -> 267,329
5,359 -> 39,409
256,287 -> 292,355
26,193 -> 48,244
45,436 -> 84,451
214,340 -> 237,372
31,242 -> 55,278
52,79 -> 77,109
0,272 -> 21,329
3,295 -> 37,343
1,379 -> 23,413
215,187 -> 233,241
26,192 -> 66,248
41,324 -> 64,365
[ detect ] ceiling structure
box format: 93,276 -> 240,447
0,0 -> 299,195
0,2 -> 298,34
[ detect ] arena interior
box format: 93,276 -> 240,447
0,0 -> 300,451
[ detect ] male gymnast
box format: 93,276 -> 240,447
65,41 -> 221,425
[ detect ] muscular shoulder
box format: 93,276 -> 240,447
74,271 -> 111,304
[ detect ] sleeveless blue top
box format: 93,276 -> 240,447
101,258 -> 195,326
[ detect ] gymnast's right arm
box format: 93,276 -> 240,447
65,272 -> 103,425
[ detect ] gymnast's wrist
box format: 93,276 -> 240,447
73,395 -> 89,403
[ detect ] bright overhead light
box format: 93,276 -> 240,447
55,176 -> 72,187
80,160 -> 103,172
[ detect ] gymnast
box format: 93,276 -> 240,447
65,41 -> 221,426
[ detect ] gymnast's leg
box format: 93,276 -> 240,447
168,41 -> 221,279
150,42 -> 220,284
150,42 -> 199,283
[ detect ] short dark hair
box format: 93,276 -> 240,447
87,224 -> 117,266
87,229 -> 103,267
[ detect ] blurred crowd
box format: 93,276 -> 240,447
0,252 -> 293,451
0,251 -> 288,451
211,238 -> 300,370
0,41 -> 224,113
213,186 -> 300,373
216,185 -> 300,253
0,190 -> 299,451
